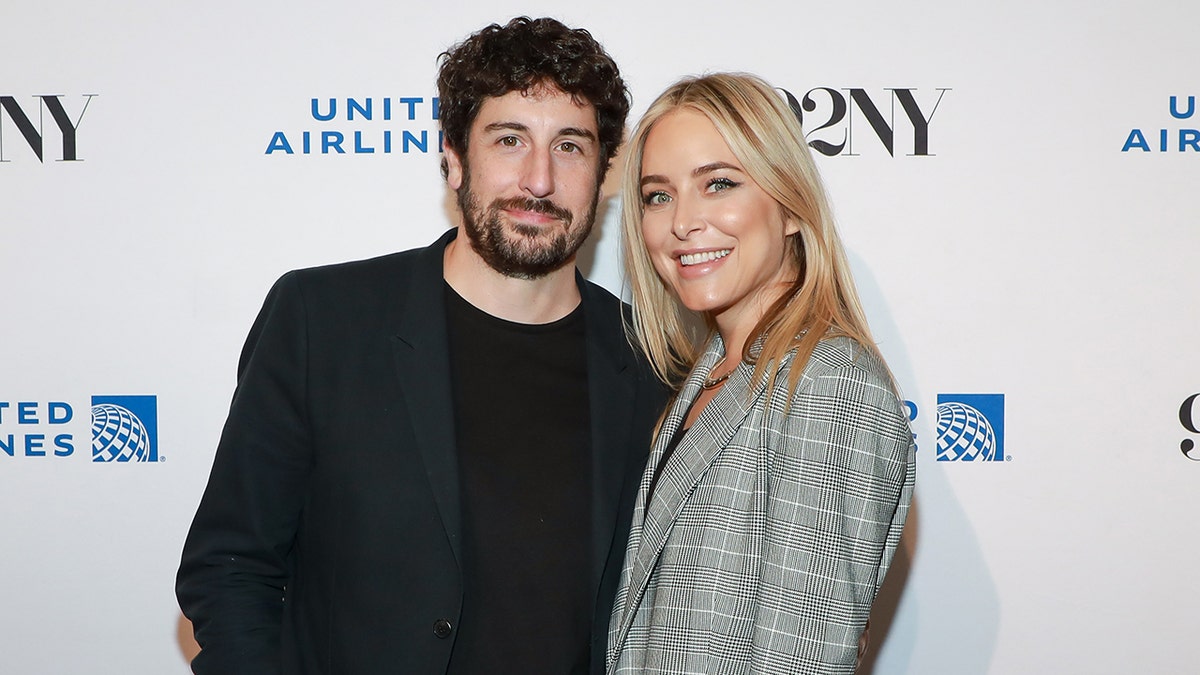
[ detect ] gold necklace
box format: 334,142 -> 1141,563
701,356 -> 733,390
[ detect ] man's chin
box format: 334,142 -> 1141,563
504,244 -> 572,272
462,206 -> 592,279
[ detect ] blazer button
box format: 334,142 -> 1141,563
433,619 -> 453,639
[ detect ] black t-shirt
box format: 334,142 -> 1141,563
444,283 -> 593,674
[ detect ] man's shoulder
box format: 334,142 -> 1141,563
577,276 -> 668,399
279,234 -> 445,300
577,277 -> 637,349
577,276 -> 631,319
291,244 -> 424,283
287,251 -> 403,289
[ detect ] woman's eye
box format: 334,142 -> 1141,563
643,191 -> 671,207
706,177 -> 739,193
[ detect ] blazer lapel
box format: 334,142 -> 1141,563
579,277 -> 639,597
615,335 -> 761,643
390,229 -> 463,568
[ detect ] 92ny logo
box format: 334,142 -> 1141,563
780,87 -> 950,157
1181,393 -> 1200,461
0,94 -> 96,162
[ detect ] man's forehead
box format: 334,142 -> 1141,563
472,86 -> 598,133
516,81 -> 587,104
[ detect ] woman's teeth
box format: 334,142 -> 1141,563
680,250 -> 731,266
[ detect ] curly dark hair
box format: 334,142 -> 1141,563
437,16 -> 630,179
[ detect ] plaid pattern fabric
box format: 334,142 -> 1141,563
608,336 -> 916,674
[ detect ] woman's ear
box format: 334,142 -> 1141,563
784,212 -> 802,237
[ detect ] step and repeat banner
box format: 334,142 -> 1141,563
3,1 -> 1197,673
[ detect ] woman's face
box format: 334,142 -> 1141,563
639,109 -> 800,336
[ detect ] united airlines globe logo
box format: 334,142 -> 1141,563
89,395 -> 158,463
91,404 -> 150,461
936,402 -> 996,460
934,393 -> 1006,462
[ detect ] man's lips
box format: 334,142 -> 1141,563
504,207 -> 560,225
494,197 -> 572,225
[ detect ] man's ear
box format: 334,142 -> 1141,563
444,144 -> 464,191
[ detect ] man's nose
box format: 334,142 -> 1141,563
520,148 -> 555,199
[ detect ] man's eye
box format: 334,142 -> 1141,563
499,136 -> 520,147
558,141 -> 580,153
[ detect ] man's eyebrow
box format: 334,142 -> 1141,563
482,121 -> 529,134
558,127 -> 597,142
480,122 -> 596,143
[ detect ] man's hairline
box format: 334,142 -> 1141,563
444,79 -> 613,156
443,89 -> 613,182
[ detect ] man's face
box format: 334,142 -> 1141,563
444,86 -> 602,279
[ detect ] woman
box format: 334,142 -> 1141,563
607,73 -> 916,674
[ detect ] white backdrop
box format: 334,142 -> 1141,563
3,1 -> 1198,673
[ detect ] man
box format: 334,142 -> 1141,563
177,17 -> 666,674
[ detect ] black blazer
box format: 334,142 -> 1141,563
177,230 -> 667,674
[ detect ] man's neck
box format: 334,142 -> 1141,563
442,229 -> 582,324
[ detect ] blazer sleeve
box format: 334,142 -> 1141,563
751,357 -> 916,674
176,272 -> 314,675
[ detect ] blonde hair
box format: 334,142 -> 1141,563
622,72 -> 884,393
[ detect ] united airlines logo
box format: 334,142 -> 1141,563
1121,95 -> 1199,153
265,95 -> 442,156
780,87 -> 951,157
0,94 -> 97,162
91,395 -> 158,462
0,395 -> 159,463
935,394 -> 1005,462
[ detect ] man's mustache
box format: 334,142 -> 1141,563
492,196 -> 573,224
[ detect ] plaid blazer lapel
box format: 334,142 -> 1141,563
613,335 -> 764,647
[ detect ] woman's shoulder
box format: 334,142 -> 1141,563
785,335 -> 893,391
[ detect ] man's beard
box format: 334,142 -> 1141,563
457,169 -> 598,280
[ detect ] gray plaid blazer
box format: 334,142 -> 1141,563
607,335 -> 916,674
